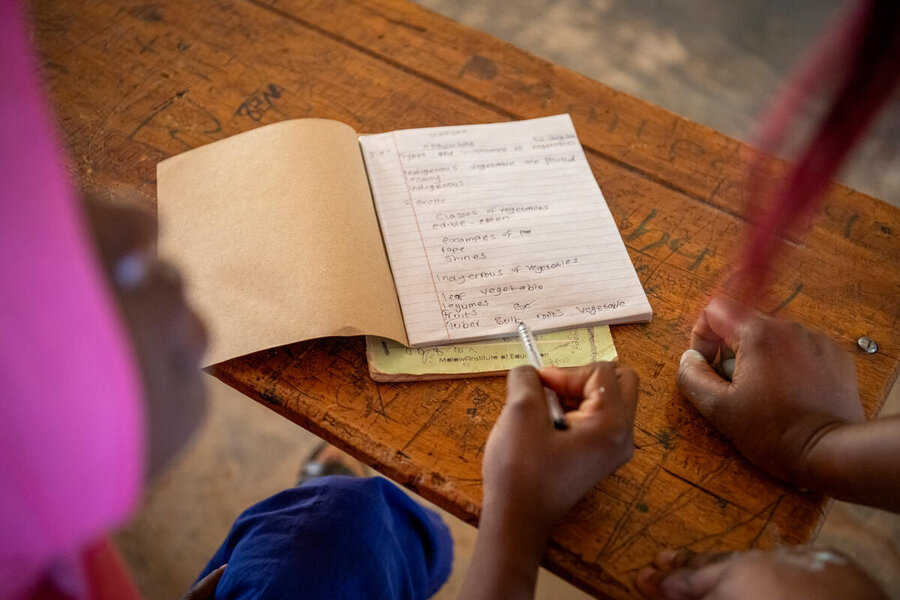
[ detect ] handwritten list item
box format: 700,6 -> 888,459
360,114 -> 652,347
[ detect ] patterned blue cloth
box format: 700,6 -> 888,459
197,476 -> 453,599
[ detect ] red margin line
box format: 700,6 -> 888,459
392,131 -> 451,342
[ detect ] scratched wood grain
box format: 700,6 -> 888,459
32,0 -> 899,598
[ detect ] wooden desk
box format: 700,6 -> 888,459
34,0 -> 899,597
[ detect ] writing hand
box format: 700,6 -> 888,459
676,296 -> 863,488
484,363 -> 638,529
460,362 -> 638,600
636,548 -> 887,600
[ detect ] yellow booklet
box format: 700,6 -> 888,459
366,326 -> 616,382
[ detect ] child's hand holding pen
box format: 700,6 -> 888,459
462,360 -> 638,599
478,360 -> 639,552
464,360 -> 638,599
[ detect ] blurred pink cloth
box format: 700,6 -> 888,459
0,3 -> 145,599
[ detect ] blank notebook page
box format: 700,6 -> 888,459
359,114 -> 651,347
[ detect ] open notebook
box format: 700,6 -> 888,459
158,114 -> 651,366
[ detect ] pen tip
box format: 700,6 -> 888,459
553,418 -> 568,431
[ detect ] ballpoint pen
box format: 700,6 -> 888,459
517,321 -> 567,430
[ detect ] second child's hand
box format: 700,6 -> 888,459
677,296 -> 900,512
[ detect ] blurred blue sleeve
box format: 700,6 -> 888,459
197,476 -> 453,600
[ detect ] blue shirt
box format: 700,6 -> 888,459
197,476 -> 453,599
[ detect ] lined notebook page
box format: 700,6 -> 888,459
359,114 -> 651,347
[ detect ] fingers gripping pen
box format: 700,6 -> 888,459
517,322 -> 568,430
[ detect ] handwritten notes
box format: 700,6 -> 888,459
360,114 -> 652,347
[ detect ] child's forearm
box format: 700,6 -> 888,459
802,415 -> 900,513
458,495 -> 551,600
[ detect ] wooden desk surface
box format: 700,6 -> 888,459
34,0 -> 899,597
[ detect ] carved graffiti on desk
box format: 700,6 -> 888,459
235,83 -> 284,121
459,55 -> 498,80
769,282 -> 804,316
128,90 -> 221,151
623,209 -> 718,277
668,138 -> 705,161
522,81 -> 554,108
607,112 -> 619,133
844,213 -> 859,238
635,119 -> 647,140
708,177 -> 733,204
128,4 -> 163,23
136,35 -> 157,54
457,387 -> 495,461
625,209 -> 682,253
595,454 -> 754,569
563,103 -> 600,125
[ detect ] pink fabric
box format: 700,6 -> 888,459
0,3 -> 145,599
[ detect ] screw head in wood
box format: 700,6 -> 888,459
857,336 -> 878,354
